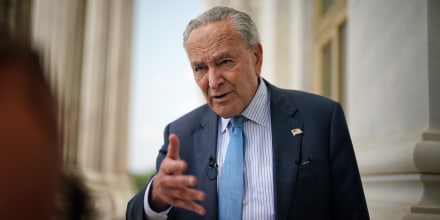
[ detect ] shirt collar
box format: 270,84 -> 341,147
220,78 -> 270,133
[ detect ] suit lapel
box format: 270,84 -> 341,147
189,82 -> 303,220
193,109 -> 219,220
267,82 -> 303,220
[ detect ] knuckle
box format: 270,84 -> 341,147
178,190 -> 186,198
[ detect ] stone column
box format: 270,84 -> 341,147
31,0 -> 134,219
404,1 -> 440,218
31,0 -> 86,167
0,0 -> 32,43
348,0 -> 440,219
290,0 -> 314,91
78,0 -> 134,218
203,0 -> 296,88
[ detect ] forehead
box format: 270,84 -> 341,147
185,20 -> 246,59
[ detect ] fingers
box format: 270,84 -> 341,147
160,157 -> 187,175
160,134 -> 186,174
167,186 -> 206,202
167,134 -> 180,160
157,173 -> 197,187
172,197 -> 206,216
152,174 -> 206,216
157,183 -> 206,206
150,134 -> 206,216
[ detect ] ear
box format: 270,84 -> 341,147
253,43 -> 263,76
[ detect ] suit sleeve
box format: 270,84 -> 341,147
126,186 -> 149,220
329,103 -> 370,219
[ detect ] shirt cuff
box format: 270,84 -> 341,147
143,177 -> 172,220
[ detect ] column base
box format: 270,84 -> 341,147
81,170 -> 135,219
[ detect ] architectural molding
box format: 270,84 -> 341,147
31,0 -> 134,218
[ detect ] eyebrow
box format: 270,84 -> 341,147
191,61 -> 205,67
191,51 -> 233,67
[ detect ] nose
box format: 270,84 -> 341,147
208,68 -> 224,89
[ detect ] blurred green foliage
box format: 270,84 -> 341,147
130,170 -> 156,191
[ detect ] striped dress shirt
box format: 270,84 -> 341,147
144,79 -> 274,220
217,78 -> 274,220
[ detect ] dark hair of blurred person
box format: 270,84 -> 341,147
54,168 -> 95,220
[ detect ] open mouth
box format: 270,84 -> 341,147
212,92 -> 230,102
214,93 -> 227,99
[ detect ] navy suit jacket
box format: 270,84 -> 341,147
127,80 -> 369,220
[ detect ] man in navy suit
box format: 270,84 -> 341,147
127,6 -> 369,220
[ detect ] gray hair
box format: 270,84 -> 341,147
183,6 -> 260,49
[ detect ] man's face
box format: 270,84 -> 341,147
185,19 -> 263,118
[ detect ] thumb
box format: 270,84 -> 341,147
167,134 -> 180,160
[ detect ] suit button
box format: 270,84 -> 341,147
243,199 -> 249,206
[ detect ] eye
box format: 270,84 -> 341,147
193,65 -> 208,77
195,66 -> 205,72
219,59 -> 234,69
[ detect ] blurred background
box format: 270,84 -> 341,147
1,0 -> 439,219
128,0 -> 203,192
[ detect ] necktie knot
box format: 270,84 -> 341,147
230,116 -> 244,129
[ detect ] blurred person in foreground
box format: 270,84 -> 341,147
0,31 -> 59,219
0,30 -> 93,220
127,6 -> 369,220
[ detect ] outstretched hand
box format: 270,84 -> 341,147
149,134 -> 206,216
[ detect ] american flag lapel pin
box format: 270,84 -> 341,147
290,128 -> 303,136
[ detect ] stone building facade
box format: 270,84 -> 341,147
1,0 -> 135,219
1,0 -> 439,219
204,0 -> 440,219
31,0 -> 135,218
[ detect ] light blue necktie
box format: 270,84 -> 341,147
219,116 -> 244,220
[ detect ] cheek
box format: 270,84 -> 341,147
241,73 -> 258,99
195,77 -> 209,92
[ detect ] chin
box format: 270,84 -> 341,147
210,102 -> 242,118
214,109 -> 241,119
